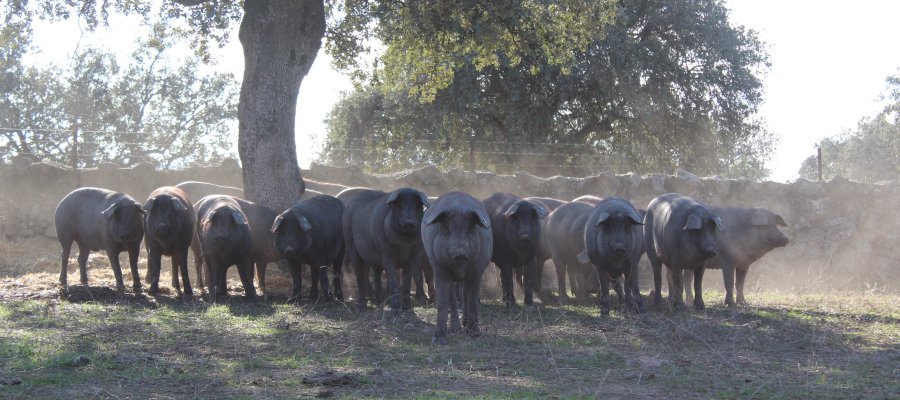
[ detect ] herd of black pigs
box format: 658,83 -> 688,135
53,178 -> 789,345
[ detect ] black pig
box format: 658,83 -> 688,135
581,197 -> 645,315
343,188 -> 429,313
681,206 -> 789,306
644,193 -> 723,311
272,195 -> 345,301
421,192 -> 493,345
55,187 -> 145,293
194,195 -> 255,302
483,193 -> 547,306
143,186 -> 195,298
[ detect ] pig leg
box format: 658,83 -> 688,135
552,256 -> 569,305
58,238 -> 73,288
288,261 -> 303,302
256,262 -> 268,301
626,267 -> 645,313
310,263 -> 322,300
413,262 -> 426,305
400,259 -> 416,311
736,266 -> 749,305
523,259 -> 536,306
382,260 -> 402,314
462,278 -> 481,338
432,276 -> 451,346
77,243 -> 90,287
207,260 -> 220,303
193,250 -> 205,294
331,248 -> 344,301
319,265 -> 333,302
682,269 -> 695,305
423,260 -> 436,304
106,249 -> 127,293
722,262 -> 736,307
177,248 -> 193,299
127,245 -> 141,293
499,263 -> 516,306
611,273 -> 625,312
693,266 -> 705,311
351,250 -> 369,311
237,258 -> 257,299
372,267 -> 385,305
147,246 -> 163,296
598,268 -> 611,316
646,243 -> 664,307
670,267 -> 685,311
449,282 -> 461,333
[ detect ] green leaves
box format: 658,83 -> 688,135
321,0 -> 774,179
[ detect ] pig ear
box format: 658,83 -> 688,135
683,214 -> 702,230
593,211 -> 611,226
627,209 -> 644,225
231,211 -> 248,225
270,213 -> 286,234
173,198 -> 188,212
101,202 -> 120,218
297,215 -> 312,231
473,210 -> 491,229
417,191 -> 429,208
143,197 -> 156,212
386,190 -> 400,205
576,250 -> 590,265
424,210 -> 446,226
134,202 -> 146,215
713,215 -> 725,231
775,214 -> 787,227
502,203 -> 520,218
750,210 -> 769,226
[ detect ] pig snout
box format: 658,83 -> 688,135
518,233 -> 533,246
612,242 -> 627,257
452,253 -> 470,263
702,245 -> 717,258
213,232 -> 229,245
282,245 -> 296,256
154,223 -> 171,236
774,234 -> 790,247
400,219 -> 418,233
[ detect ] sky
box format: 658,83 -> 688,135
26,1 -> 900,182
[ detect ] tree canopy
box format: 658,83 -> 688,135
0,20 -> 239,168
799,72 -> 900,183
321,0 -> 774,179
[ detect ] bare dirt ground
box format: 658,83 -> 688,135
1,237 -> 898,399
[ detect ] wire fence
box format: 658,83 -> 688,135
2,127 -> 618,176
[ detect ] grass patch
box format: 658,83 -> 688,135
0,263 -> 897,398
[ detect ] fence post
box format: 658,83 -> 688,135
817,146 -> 823,182
468,134 -> 476,171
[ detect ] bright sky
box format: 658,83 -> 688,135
26,1 -> 900,182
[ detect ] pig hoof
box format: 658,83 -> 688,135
600,309 -> 610,316
182,292 -> 194,301
693,301 -> 705,311
431,335 -> 447,346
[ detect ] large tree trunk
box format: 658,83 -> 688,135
238,0 -> 325,211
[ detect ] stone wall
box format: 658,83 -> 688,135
2,158 -> 897,292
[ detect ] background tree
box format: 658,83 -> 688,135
799,72 -> 900,183
5,0 -> 630,210
321,0 -> 774,179
0,21 -> 239,168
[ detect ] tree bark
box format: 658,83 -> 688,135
238,0 -> 325,211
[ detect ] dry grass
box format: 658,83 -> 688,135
1,237 -> 898,399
